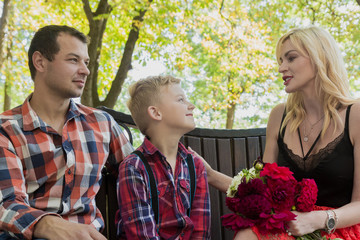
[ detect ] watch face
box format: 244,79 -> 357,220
328,218 -> 336,229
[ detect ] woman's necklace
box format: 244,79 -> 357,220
303,115 -> 324,142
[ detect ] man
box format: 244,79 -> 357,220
0,25 -> 133,240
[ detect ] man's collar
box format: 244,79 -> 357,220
22,94 -> 81,131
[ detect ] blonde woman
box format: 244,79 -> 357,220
205,26 -> 360,239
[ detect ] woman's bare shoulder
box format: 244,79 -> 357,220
268,103 -> 286,122
350,102 -> 360,116
348,102 -> 360,124
348,102 -> 360,144
266,103 -> 286,137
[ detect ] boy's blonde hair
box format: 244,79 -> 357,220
127,75 -> 181,135
276,26 -> 356,136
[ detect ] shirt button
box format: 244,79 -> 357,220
68,169 -> 71,174
181,232 -> 185,236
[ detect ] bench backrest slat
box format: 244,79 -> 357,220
234,138 -> 247,172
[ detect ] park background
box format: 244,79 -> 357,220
0,0 -> 359,135
1,2 -> 359,238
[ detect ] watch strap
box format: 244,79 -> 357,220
325,210 -> 337,234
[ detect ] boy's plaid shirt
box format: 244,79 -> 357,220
116,138 -> 211,240
0,96 -> 133,239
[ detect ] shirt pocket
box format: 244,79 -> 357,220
156,183 -> 173,210
178,179 -> 191,211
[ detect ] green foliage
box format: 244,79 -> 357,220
159,0 -> 360,128
0,0 -> 359,129
154,0 -> 280,128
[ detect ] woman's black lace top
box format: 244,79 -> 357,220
277,105 -> 354,208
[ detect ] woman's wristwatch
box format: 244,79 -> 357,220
325,210 -> 337,234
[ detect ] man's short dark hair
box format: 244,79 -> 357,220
28,25 -> 88,80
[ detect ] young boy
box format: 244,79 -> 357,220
116,75 -> 211,239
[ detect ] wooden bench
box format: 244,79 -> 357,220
96,107 -> 267,240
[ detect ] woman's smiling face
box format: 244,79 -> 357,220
278,39 -> 316,94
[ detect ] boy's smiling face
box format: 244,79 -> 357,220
157,83 -> 196,134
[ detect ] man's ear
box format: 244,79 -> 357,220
147,106 -> 162,120
32,51 -> 47,73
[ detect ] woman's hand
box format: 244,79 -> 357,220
286,211 -> 327,236
188,146 -> 232,193
188,147 -> 214,176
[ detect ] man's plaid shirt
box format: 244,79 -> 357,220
0,96 -> 133,239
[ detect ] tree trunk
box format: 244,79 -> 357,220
1,0 -> 11,111
0,0 -> 11,70
100,1 -> 153,108
226,103 -> 236,129
357,0 -> 360,6
81,0 -> 153,108
81,0 -> 112,107
3,31 -> 13,111
4,78 -> 11,111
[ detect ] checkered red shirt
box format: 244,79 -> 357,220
116,137 -> 211,240
0,96 -> 133,239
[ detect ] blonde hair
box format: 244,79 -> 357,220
276,26 -> 355,136
127,75 -> 181,135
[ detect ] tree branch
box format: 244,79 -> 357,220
101,0 -> 153,108
218,0 -> 235,27
95,0 -> 110,15
81,0 -> 93,26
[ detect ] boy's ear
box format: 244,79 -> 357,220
147,106 -> 162,120
32,51 -> 47,73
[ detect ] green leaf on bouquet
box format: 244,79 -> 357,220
295,230 -> 344,240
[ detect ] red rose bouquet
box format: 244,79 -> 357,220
222,158 -> 325,239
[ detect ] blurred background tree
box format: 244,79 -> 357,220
0,0 -> 359,130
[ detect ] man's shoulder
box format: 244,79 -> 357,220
75,103 -> 114,122
0,105 -> 23,125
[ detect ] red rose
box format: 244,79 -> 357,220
225,195 -> 242,213
229,178 -> 272,219
237,194 -> 272,220
258,211 -> 296,234
221,213 -> 257,231
260,162 -> 295,181
237,178 -> 267,198
266,178 -> 297,212
296,178 -> 318,212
